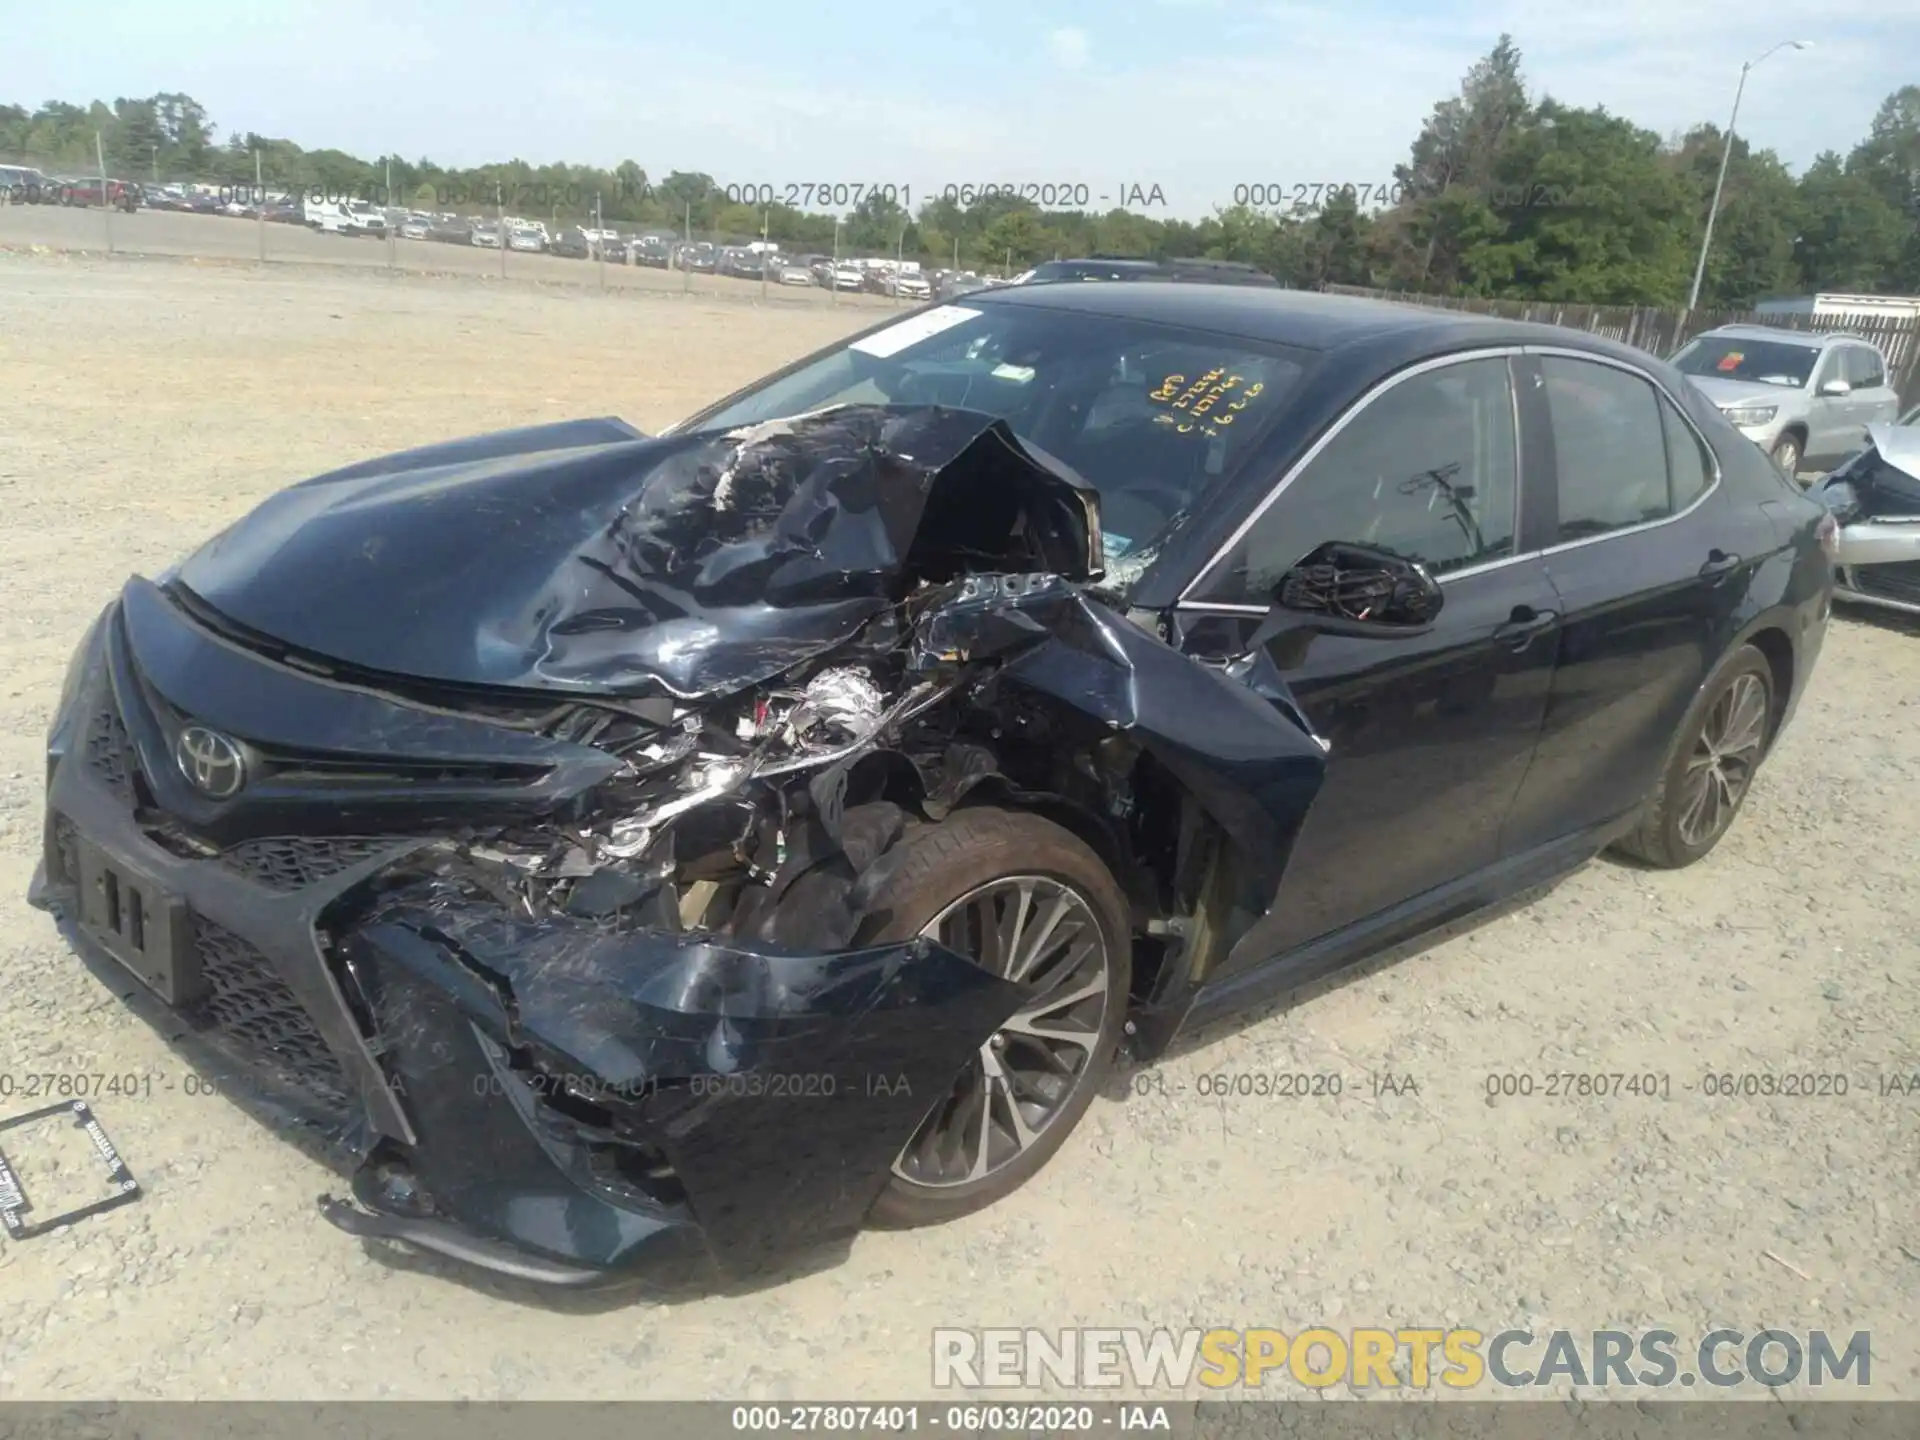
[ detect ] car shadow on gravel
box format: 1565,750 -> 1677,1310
1105,871 -> 1580,1087
1832,599 -> 1920,639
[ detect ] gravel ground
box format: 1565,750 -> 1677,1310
0,251 -> 1915,1403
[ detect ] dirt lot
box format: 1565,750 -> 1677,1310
0,251 -> 1916,1403
0,200 -> 908,306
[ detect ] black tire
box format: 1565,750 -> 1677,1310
1771,433 -> 1803,481
859,807 -> 1131,1228
1613,645 -> 1775,869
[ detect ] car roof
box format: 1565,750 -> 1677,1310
966,281 -> 1653,363
1694,324 -> 1880,348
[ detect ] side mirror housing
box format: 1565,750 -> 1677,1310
1819,378 -> 1852,397
1273,541 -> 1444,635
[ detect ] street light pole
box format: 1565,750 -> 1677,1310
1686,39 -> 1812,313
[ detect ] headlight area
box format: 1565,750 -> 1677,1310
1721,404 -> 1779,429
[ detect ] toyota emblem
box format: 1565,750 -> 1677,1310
174,726 -> 247,799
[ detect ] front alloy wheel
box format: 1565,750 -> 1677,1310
891,876 -> 1112,1189
858,807 -> 1131,1227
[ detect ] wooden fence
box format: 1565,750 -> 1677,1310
1322,285 -> 1920,412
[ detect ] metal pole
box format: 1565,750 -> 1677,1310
97,131 -> 113,253
255,148 -> 265,262
1687,63 -> 1748,313
895,224 -> 905,306
386,157 -> 395,268
832,220 -> 841,305
760,207 -> 770,303
683,202 -> 692,294
498,180 -> 507,278
597,191 -> 606,290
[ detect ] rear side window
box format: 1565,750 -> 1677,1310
1541,357 -> 1672,541
1660,394 -> 1715,510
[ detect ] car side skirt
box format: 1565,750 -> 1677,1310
1128,812 -> 1638,1058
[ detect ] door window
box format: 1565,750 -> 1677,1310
1844,345 -> 1887,390
1194,356 -> 1519,604
1540,356 -> 1674,541
1812,348 -> 1847,391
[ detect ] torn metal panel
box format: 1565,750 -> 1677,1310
910,575 -> 1329,898
173,405 -> 1101,700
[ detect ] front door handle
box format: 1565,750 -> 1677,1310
1699,549 -> 1742,582
1493,605 -> 1557,650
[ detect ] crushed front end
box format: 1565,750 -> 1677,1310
1820,426 -> 1920,615
30,405 -> 1328,1285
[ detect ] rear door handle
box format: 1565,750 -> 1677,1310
1699,549 -> 1742,581
1493,605 -> 1557,650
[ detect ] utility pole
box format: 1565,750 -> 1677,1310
1686,40 -> 1812,313
760,206 -> 770,303
96,131 -> 113,254
255,147 -> 266,262
497,179 -> 506,277
596,191 -> 606,291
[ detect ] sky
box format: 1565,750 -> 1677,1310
4,0 -> 1907,219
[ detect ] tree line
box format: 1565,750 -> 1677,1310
4,37 -> 1916,307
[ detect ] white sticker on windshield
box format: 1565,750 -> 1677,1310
849,305 -> 982,358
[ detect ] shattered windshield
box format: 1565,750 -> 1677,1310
683,303 -> 1312,565
1672,337 -> 1820,388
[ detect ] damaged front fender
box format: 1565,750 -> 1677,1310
337,908 -> 1029,1277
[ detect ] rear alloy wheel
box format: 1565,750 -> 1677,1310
1614,646 -> 1774,868
1771,433 -> 1803,481
860,808 -> 1130,1227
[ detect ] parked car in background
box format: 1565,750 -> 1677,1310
832,263 -> 864,291
547,228 -> 593,259
263,198 -> 305,224
1817,409 -> 1920,616
398,214 -> 432,240
0,164 -> 51,202
42,176 -> 141,211
305,197 -> 387,237
506,223 -> 546,252
632,236 -> 672,268
775,258 -> 815,286
1672,326 -> 1903,481
429,217 -> 474,245
885,270 -> 932,301
470,222 -> 502,248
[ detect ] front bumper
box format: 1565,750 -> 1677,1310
31,597 -> 1028,1288
1833,519 -> 1920,614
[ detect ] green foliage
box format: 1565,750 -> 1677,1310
5,53 -> 1919,299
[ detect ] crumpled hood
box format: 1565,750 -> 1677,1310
173,405 -> 1101,699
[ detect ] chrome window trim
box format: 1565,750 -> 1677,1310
1178,346 -> 1528,605
1178,342 -> 1733,608
1525,345 -> 1725,559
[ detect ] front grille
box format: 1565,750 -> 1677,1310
84,703 -> 133,799
1852,561 -> 1920,607
188,916 -> 353,1120
218,836 -> 395,891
